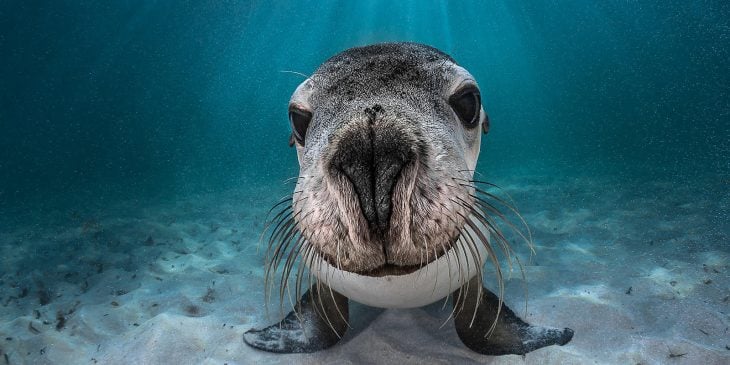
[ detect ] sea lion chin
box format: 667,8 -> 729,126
244,42 -> 574,355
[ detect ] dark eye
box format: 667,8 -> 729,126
449,87 -> 481,128
289,106 -> 312,146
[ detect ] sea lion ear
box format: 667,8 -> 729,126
482,113 -> 490,134
289,133 -> 296,147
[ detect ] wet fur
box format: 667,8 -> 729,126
263,43 -> 526,329
292,43 -> 479,273
246,43 -> 573,355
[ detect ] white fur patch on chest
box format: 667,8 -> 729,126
306,227 -> 490,309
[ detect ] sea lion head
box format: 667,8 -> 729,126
279,43 -> 491,277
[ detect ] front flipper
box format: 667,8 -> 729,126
244,285 -> 349,353
453,277 -> 574,355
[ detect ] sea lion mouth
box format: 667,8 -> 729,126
323,234 -> 459,278
357,263 -> 425,277
302,225 -> 493,309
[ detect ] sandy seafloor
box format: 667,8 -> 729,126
0,174 -> 728,365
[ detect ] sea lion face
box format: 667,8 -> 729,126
288,43 -> 488,274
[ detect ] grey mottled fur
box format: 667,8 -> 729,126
244,42 -> 573,355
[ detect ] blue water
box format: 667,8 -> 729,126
2,1 -> 727,220
0,1 -> 728,364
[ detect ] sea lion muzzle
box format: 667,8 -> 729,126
329,105 -> 418,233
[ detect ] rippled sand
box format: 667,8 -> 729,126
1,175 -> 727,364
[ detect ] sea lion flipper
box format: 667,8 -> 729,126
243,285 -> 349,353
453,277 -> 574,355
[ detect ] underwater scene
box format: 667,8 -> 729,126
1,1 -> 728,364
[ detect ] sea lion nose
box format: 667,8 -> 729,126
330,107 -> 414,233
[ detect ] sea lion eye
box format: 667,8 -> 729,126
449,86 -> 481,128
289,106 -> 312,147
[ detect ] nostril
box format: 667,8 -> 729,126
329,117 -> 416,234
336,154 -> 407,233
337,161 -> 377,230
329,123 -> 378,230
374,154 -> 407,231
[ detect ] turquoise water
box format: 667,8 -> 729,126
0,1 -> 728,364
2,1 -> 727,218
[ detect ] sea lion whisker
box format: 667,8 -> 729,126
275,230 -> 305,313
449,224 -> 475,323
283,242 -> 309,325
312,260 -> 329,333
463,216 -> 504,337
429,198 -> 467,314
304,243 -> 317,303
313,256 -> 326,315
431,238 -> 440,295
470,194 -> 531,249
281,175 -> 310,184
431,215 -> 456,312
302,244 -> 321,325
415,237 -> 427,283
278,69 -> 312,80
265,217 -> 298,289
460,231 -> 486,332
269,213 -> 305,282
276,234 -> 303,315
325,268 -> 351,330
290,242 -> 312,318
439,236 -> 454,311
335,236 -> 342,271
440,235 -> 463,328
470,200 -> 526,272
314,257 -> 345,338
442,236 -> 467,327
455,236 -> 473,320
264,217 -> 297,303
273,210 -> 314,315
463,221 -> 486,329
263,194 -> 293,220
513,254 -> 530,317
277,234 -> 301,317
458,217 -> 485,328
447,182 -> 527,275
263,207 -> 297,258
446,200 -> 505,332
276,231 -> 306,302
465,203 -> 517,278
266,202 -> 311,259
460,180 -> 535,252
467,184 -> 533,244
290,242 -> 315,322
451,176 -> 497,188
465,196 -> 527,272
260,204 -> 292,239
266,215 -> 297,265
451,195 -> 515,270
449,216 -> 474,320
263,219 -> 298,317
261,189 -> 305,226
259,203 -> 293,252
279,210 -> 315,284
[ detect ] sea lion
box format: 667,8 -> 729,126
244,42 -> 573,355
